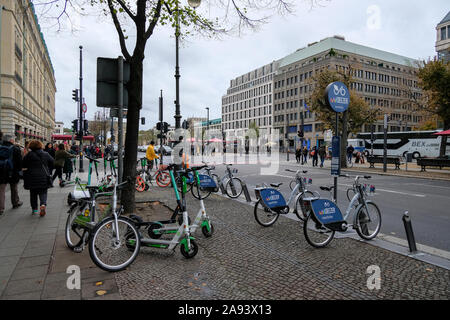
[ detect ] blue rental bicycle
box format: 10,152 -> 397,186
301,174 -> 382,248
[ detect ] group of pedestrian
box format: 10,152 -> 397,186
0,131 -> 79,217
295,145 -> 327,168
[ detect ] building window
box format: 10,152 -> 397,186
441,27 -> 447,40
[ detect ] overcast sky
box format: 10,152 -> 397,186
34,0 -> 449,130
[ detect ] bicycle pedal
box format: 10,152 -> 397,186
73,246 -> 83,253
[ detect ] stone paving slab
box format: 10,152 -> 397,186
0,167 -> 449,300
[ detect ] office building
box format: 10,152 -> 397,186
221,61 -> 280,136
222,36 -> 424,150
436,11 -> 450,62
0,0 -> 56,145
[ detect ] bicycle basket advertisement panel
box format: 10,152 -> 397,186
310,199 -> 343,224
259,189 -> 286,209
198,174 -> 218,191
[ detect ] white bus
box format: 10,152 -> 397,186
356,130 -> 450,159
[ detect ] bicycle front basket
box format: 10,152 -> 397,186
198,174 -> 219,192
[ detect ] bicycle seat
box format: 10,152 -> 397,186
320,186 -> 334,192
303,170 -> 308,174
270,183 -> 283,188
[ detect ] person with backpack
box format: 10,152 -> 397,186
22,140 -> 54,216
0,135 -> 23,215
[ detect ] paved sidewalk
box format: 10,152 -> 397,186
0,177 -> 119,300
120,187 -> 450,300
1,165 -> 449,300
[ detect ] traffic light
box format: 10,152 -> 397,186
72,89 -> 79,102
182,120 -> 189,130
163,122 -> 169,133
141,117 -> 145,125
298,130 -> 304,138
71,119 -> 78,132
156,122 -> 162,131
84,120 -> 89,134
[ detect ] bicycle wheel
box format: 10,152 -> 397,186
346,188 -> 356,202
254,199 -> 280,227
89,216 -> 141,272
289,180 -> 296,191
176,176 -> 192,193
303,213 -> 335,248
294,191 -> 315,221
155,171 -> 171,187
135,176 -> 146,192
191,181 -> 211,200
355,202 -> 382,240
225,178 -> 243,198
65,203 -> 88,250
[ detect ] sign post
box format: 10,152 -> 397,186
325,81 -> 350,201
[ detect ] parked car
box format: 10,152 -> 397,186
154,145 -> 172,156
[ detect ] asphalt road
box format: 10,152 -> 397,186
208,161 -> 450,252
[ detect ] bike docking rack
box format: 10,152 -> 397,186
402,211 -> 424,257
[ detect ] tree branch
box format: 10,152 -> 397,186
107,0 -> 131,60
144,0 -> 163,40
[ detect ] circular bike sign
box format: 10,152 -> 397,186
325,81 -> 350,113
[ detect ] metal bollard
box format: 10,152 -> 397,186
241,181 -> 252,202
402,211 -> 417,253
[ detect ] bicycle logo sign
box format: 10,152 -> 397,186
325,81 -> 350,113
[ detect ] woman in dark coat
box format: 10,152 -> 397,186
44,142 -> 55,174
63,145 -> 76,181
22,140 -> 54,216
52,144 -> 76,185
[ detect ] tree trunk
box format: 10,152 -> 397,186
439,120 -> 449,158
121,57 -> 143,214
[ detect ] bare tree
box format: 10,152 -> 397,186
31,0 -> 318,212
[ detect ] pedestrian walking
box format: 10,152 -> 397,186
23,140 -> 30,157
63,144 -> 76,181
311,146 -> 319,167
52,143 -> 76,185
347,144 -> 355,163
146,141 -> 159,171
44,142 -> 55,174
302,146 -> 308,164
295,146 -> 301,163
0,134 -> 23,215
319,145 -> 326,168
22,140 -> 54,216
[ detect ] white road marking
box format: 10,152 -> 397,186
338,183 -> 425,197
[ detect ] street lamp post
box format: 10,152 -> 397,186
171,0 -> 202,129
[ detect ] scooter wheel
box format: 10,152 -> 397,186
201,222 -> 214,238
148,222 -> 163,239
180,239 -> 198,259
